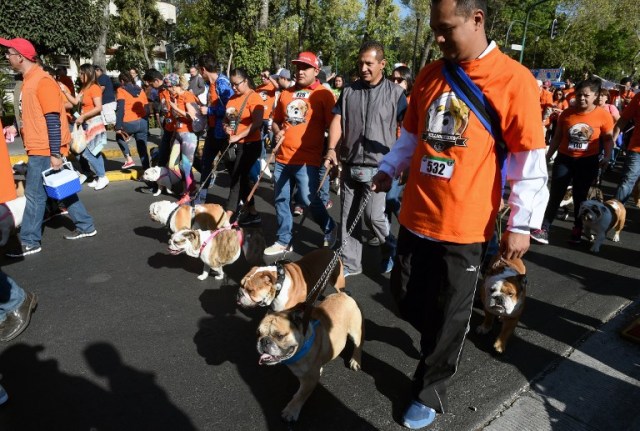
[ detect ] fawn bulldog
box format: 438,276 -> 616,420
237,248 -> 345,311
579,199 -> 626,253
476,256 -> 527,353
256,292 -> 363,422
149,200 -> 229,234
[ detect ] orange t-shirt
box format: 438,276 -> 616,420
225,91 -> 264,143
256,81 -> 276,120
81,84 -> 102,114
400,47 -> 545,244
159,89 -> 176,132
621,92 -> 640,153
175,91 -> 199,133
117,87 -> 148,122
0,119 -> 17,204
557,107 -> 613,158
540,88 -> 553,113
273,81 -> 335,166
621,89 -> 635,110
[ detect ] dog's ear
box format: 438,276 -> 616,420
240,267 -> 258,287
515,274 -> 528,289
289,304 -> 307,328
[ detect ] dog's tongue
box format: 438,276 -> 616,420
259,353 -> 274,365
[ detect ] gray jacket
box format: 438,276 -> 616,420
337,78 -> 406,167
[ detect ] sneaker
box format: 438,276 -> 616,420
292,205 -> 304,217
380,236 -> 397,274
78,173 -> 87,185
568,226 -> 582,244
87,179 -> 98,188
323,225 -> 338,248
239,212 -> 262,226
530,228 -> 549,244
325,199 -> 333,209
344,268 -> 362,278
6,244 -> 41,258
63,229 -> 97,240
0,384 -> 7,405
121,160 -> 135,169
402,400 -> 437,429
94,176 -> 109,191
264,242 -> 290,256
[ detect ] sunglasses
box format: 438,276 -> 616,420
391,77 -> 405,83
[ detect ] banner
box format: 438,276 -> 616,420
530,68 -> 564,81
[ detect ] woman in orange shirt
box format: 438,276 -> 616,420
545,88 -> 569,144
531,78 -> 614,245
115,71 -> 149,170
61,64 -> 109,190
222,68 -> 264,223
164,73 -> 200,204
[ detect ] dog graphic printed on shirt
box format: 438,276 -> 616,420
424,92 -> 470,152
567,123 -> 593,152
225,107 -> 240,124
286,98 -> 309,126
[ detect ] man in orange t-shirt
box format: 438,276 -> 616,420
370,1 -> 549,427
1,37 -> 96,258
265,51 -> 337,255
614,90 -> 640,203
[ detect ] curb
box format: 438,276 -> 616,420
11,148 -> 147,182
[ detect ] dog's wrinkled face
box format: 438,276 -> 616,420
579,200 -> 605,223
256,311 -> 303,365
168,229 -> 200,256
486,275 -> 526,316
238,267 -> 278,307
143,167 -> 162,182
149,200 -> 176,224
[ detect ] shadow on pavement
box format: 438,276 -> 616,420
0,342 -> 196,430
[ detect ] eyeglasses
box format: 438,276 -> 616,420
391,77 -> 405,83
4,51 -> 20,58
231,79 -> 246,88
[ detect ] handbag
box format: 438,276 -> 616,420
71,123 -> 87,154
187,102 -> 207,133
223,92 -> 252,163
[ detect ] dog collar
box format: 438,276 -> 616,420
166,205 -> 181,228
282,320 -> 320,365
199,225 -> 231,256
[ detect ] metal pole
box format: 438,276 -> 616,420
519,0 -> 553,64
412,17 -> 421,74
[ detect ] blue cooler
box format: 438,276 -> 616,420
42,162 -> 82,200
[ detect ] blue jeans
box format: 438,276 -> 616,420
0,271 -> 25,323
116,118 -> 149,169
273,162 -> 335,246
385,177 -> 405,222
21,156 -> 96,247
81,148 -> 105,177
615,151 -> 640,203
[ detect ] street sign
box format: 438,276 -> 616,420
510,44 -> 523,51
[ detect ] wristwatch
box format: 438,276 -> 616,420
51,153 -> 62,159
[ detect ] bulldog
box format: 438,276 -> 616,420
0,197 -> 26,243
476,256 -> 527,353
149,200 -> 229,234
142,166 -> 182,196
256,292 -> 363,422
238,248 -> 345,311
579,199 -> 626,253
168,226 -> 265,280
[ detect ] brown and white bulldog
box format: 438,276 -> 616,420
238,248 -> 345,311
168,226 -> 265,280
476,256 -> 527,353
579,199 -> 626,253
256,292 -> 363,422
149,200 -> 229,234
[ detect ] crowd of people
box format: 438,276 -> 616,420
1,0 -> 640,427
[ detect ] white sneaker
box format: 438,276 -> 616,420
263,242 -> 290,256
261,159 -> 272,179
94,176 -> 110,190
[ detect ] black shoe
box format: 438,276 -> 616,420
6,244 -> 41,258
63,229 -> 97,240
0,292 -> 38,342
239,213 -> 262,226
567,226 -> 582,245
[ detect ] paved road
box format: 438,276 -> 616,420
0,166 -> 638,430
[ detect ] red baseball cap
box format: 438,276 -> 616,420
0,37 -> 37,61
292,52 -> 319,69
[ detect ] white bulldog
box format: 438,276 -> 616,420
142,166 -> 182,196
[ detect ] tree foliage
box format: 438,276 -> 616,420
107,0 -> 167,72
0,0 -> 107,59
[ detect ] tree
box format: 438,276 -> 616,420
0,0 -> 107,60
107,0 -> 167,72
